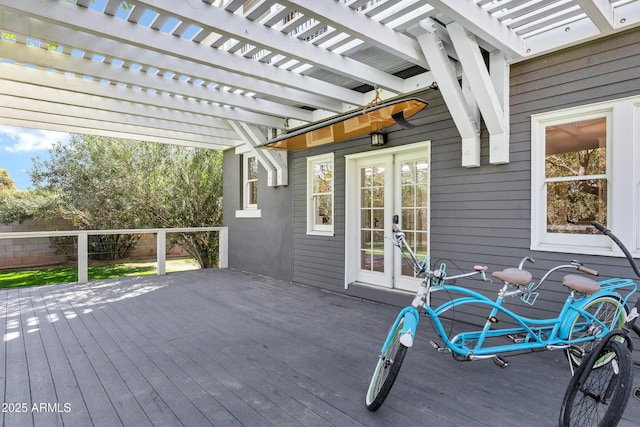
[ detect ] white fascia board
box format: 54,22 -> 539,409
0,0 -> 363,109
576,0 -> 615,32
0,12 -> 345,114
228,121 -> 288,187
0,42 -> 313,123
0,106 -> 231,148
415,18 -> 480,167
277,0 -> 428,68
447,22 -> 509,164
426,0 -> 525,59
0,62 -> 284,129
132,0 -> 406,92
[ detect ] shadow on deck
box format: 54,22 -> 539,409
1,269 -> 638,426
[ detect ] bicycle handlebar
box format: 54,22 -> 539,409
578,265 -> 599,276
591,220 -> 640,279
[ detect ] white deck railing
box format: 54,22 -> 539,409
0,227 -> 228,283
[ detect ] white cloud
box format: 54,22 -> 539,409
0,125 -> 70,153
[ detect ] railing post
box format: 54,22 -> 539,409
218,227 -> 228,269
78,231 -> 88,283
157,230 -> 166,275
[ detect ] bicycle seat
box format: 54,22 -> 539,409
492,268 -> 532,285
562,274 -> 600,294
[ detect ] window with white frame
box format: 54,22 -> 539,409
244,155 -> 258,209
531,95 -> 640,256
307,153 -> 334,235
236,154 -> 261,218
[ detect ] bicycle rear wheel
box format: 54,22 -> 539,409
559,340 -> 632,427
365,319 -> 408,411
567,295 -> 626,367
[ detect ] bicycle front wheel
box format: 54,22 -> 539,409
559,340 -> 632,427
567,295 -> 626,367
365,319 -> 408,411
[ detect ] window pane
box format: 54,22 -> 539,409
361,189 -> 372,208
247,156 -> 258,180
314,195 -> 332,226
361,209 -> 371,229
545,117 -> 606,178
372,187 -> 384,208
416,161 -> 429,183
401,162 -> 415,184
416,185 -> 427,207
415,232 -> 428,257
402,208 -> 414,230
361,167 -> 372,187
313,161 -> 333,193
371,209 -> 384,229
546,179 -> 607,234
402,185 -> 415,207
248,181 -> 258,205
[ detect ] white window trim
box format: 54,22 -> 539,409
307,153 -> 334,236
235,154 -> 262,219
531,95 -> 640,257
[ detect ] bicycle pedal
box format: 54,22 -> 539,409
493,356 -> 509,368
429,340 -> 447,353
507,334 -> 526,344
568,346 -> 585,359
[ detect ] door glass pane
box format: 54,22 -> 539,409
372,209 -> 384,229
400,159 -> 429,278
360,164 -> 385,273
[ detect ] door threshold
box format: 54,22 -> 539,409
346,282 -> 413,307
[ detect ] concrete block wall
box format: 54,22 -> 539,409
1,220 -> 188,270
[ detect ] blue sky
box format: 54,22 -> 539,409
0,125 -> 70,190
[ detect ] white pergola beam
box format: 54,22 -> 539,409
132,0 -> 406,92
415,18 -> 480,167
1,42 -> 313,123
228,121 -> 288,187
0,61 -> 284,129
0,0 -> 364,109
447,22 -> 509,164
0,94 -> 238,142
0,117 -> 236,149
0,106 -> 230,148
576,0 -> 615,31
0,11 -> 346,114
277,0 -> 428,68
426,0 -> 525,59
0,79 -> 233,133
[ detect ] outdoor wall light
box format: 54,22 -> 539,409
370,132 -> 386,146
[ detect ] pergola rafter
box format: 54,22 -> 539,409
0,0 -> 638,178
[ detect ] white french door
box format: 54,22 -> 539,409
345,142 -> 430,292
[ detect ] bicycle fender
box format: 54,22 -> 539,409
400,307 -> 420,348
559,290 -> 625,338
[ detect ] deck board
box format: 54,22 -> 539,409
2,269 -> 639,426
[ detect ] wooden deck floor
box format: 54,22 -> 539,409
1,268 -> 639,426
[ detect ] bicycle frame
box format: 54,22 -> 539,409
382,229 -> 637,362
388,280 -> 636,360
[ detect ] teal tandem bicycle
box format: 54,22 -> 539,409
365,219 -> 637,415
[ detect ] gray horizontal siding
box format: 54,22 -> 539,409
224,28 -> 640,326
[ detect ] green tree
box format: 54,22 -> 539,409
25,134 -> 223,267
0,189 -> 61,224
0,168 -> 16,192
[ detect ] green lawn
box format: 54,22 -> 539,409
0,258 -> 198,289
